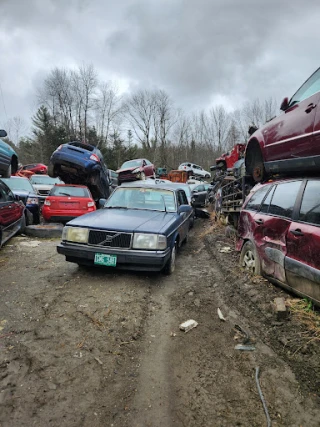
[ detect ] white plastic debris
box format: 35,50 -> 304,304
219,246 -> 232,253
217,308 -> 226,321
179,319 -> 198,333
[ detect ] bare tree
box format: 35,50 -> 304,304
94,82 -> 122,147
78,64 -> 98,142
209,105 -> 231,153
123,89 -> 157,151
4,116 -> 27,146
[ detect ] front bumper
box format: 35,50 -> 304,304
57,242 -> 171,272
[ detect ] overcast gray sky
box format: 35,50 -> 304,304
1,0 -> 319,131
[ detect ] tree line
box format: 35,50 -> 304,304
2,63 -> 278,172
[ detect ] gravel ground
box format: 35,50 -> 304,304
0,220 -> 319,427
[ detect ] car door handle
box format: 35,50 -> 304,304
305,103 -> 317,113
290,228 -> 304,236
254,218 -> 264,224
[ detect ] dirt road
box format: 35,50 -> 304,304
0,221 -> 319,427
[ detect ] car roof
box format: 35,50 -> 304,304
54,184 -> 88,188
120,181 -> 179,192
2,176 -> 29,180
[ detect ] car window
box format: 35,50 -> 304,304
121,160 -> 142,169
196,185 -> 205,192
177,190 -> 188,206
290,68 -> 320,106
260,185 -> 275,213
0,181 -> 14,202
245,186 -> 270,211
2,178 -> 34,192
50,186 -> 90,198
299,180 -> 320,225
268,181 -> 302,218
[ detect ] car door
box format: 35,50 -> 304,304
285,179 -> 320,304
192,184 -> 205,205
251,180 -> 302,281
264,68 -> 320,161
0,181 -> 22,243
177,190 -> 189,240
0,141 -> 11,174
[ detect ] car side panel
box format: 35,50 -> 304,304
285,221 -> 320,304
264,92 -> 320,162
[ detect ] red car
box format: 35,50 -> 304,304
237,177 -> 320,306
42,184 -> 96,222
245,67 -> 320,182
0,179 -> 25,247
18,163 -> 48,176
116,159 -> 155,184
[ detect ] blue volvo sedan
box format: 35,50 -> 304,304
0,130 -> 18,178
57,182 -> 193,274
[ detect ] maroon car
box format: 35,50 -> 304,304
246,67 -> 320,182
237,177 -> 320,306
117,159 -> 155,184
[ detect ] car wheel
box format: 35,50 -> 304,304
163,242 -> 177,275
3,163 -> 12,178
18,214 -> 26,235
140,172 -> 146,180
239,240 -> 262,276
48,162 -> 58,178
246,145 -> 265,183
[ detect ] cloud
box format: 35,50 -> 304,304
0,0 -> 319,130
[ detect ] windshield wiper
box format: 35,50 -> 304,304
60,192 -> 72,196
106,206 -> 128,209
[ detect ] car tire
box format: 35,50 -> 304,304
18,214 -> 26,235
3,163 -> 12,178
239,240 -> 262,276
140,172 -> 146,180
163,241 -> 177,275
48,162 -> 57,178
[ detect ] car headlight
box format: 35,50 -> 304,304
133,233 -> 167,250
62,226 -> 89,243
132,168 -> 141,174
27,197 -> 39,205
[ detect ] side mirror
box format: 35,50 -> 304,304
98,198 -> 107,209
280,97 -> 289,111
0,129 -> 7,138
178,205 -> 190,214
192,189 -> 198,193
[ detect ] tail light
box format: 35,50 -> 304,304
44,200 -> 51,206
87,201 -> 95,208
90,154 -> 100,162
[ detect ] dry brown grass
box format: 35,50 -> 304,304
287,299 -> 320,344
199,212 -> 224,239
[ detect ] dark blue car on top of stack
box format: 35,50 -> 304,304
48,141 -> 111,201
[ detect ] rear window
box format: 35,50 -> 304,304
246,185 -> 270,211
268,181 -> 301,218
50,186 -> 90,198
299,180 -> 320,225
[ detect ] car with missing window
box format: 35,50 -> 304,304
190,183 -> 212,207
57,182 -> 193,274
42,184 -> 96,223
1,176 -> 40,225
0,129 -> 18,178
246,67 -> 320,182
117,159 -> 155,184
0,179 -> 25,247
237,177 -> 320,306
48,141 -> 111,200
178,162 -> 211,179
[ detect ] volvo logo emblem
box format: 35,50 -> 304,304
100,233 -> 120,244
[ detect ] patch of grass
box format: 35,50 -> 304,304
287,298 -> 320,344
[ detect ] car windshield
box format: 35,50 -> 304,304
105,187 -> 176,212
1,178 -> 34,192
121,160 -> 142,169
50,186 -> 90,197
30,176 -> 62,185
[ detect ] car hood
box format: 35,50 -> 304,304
67,208 -> 176,233
116,167 -> 141,174
12,190 -> 37,197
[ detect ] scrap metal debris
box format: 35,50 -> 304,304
234,324 -> 256,350
179,319 -> 198,333
219,246 -> 232,253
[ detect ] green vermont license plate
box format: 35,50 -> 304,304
94,253 -> 117,267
